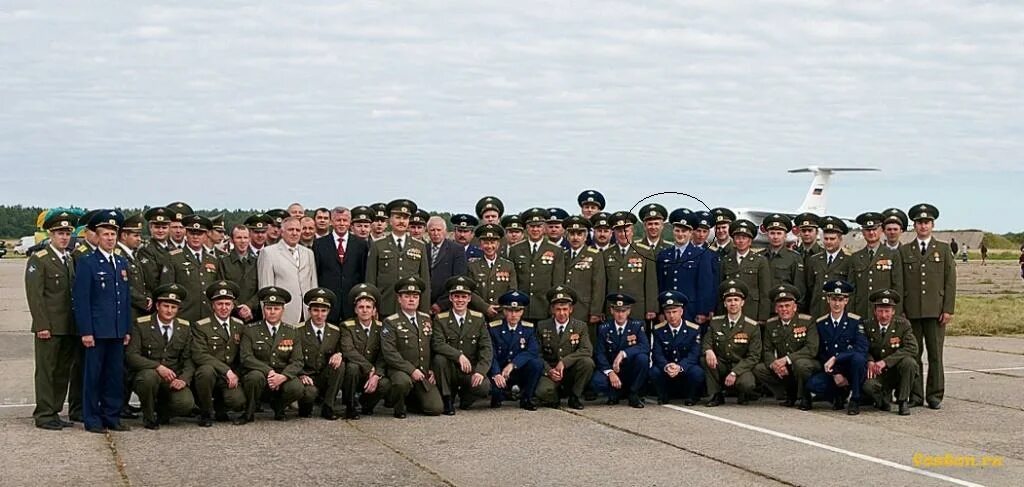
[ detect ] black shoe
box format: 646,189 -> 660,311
158,416 -> 171,425
233,415 -> 253,426
458,398 -> 473,411
876,399 -> 892,412
109,423 -> 131,432
143,420 -> 160,430
568,396 -> 584,410
442,397 -> 456,416
274,410 -> 287,421
927,401 -> 942,410
683,398 -> 697,407
321,407 -> 340,420
344,406 -> 360,420
847,401 -> 860,416
520,400 -> 537,411
628,394 -> 644,409
798,396 -> 812,411
297,405 -> 313,418
737,395 -> 749,406
898,401 -> 911,416
120,409 -> 139,419
127,404 -> 142,413
198,415 -> 213,427
59,419 -> 74,428
606,397 -> 620,406
780,398 -> 796,407
657,396 -> 669,405
908,399 -> 924,408
361,405 -> 375,416
215,411 -> 230,422
85,425 -> 108,434
393,410 -> 407,419
490,397 -> 502,409
36,420 -> 64,431
832,397 -> 846,411
706,393 -> 724,407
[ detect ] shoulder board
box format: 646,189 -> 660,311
653,322 -> 667,330
386,313 -> 400,321
848,313 -> 861,320
327,324 -> 340,331
196,318 -> 211,325
247,322 -> 261,328
797,314 -> 812,321
230,317 -> 244,325
113,248 -> 122,255
743,317 -> 758,326
711,314 -> 724,321
287,323 -> 303,329
35,249 -> 48,257
766,316 -> 780,324
817,314 -> 830,322
468,310 -> 483,318
436,312 -> 450,319
521,321 -> 534,328
750,247 -> 765,255
585,247 -> 599,254
76,244 -> 88,252
169,249 -> 183,255
343,319 -> 357,327
634,242 -> 650,250
138,315 -> 152,323
489,320 -> 504,328
417,312 -> 431,320
510,241 -> 527,248
841,249 -> 851,256
176,318 -> 190,326
686,321 -> 700,330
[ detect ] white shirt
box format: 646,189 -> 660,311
452,313 -> 466,326
334,232 -> 347,251
100,249 -> 116,264
116,242 -> 134,261
736,250 -> 750,260
554,320 -> 569,333
614,321 -> 627,334
485,257 -> 496,267
916,237 -> 932,250
267,322 -> 281,336
826,250 -> 840,262
403,312 -> 418,325
50,244 -> 69,265
157,318 -> 175,340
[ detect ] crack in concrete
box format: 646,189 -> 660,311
346,420 -> 458,487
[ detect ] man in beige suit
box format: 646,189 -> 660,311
258,217 -> 318,324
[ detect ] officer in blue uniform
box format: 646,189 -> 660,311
488,291 -> 544,410
450,213 -> 484,260
72,210 -> 133,433
577,190 -> 605,246
591,293 -> 650,408
657,210 -> 716,327
805,280 -> 869,415
650,291 -> 704,405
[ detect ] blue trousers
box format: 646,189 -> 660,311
806,354 -> 867,402
591,354 -> 650,398
82,339 -> 125,429
491,358 -> 543,402
650,363 -> 704,401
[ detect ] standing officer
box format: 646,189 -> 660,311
589,212 -> 614,252
508,208 -> 566,323
72,210 -> 132,433
431,276 -> 493,414
753,285 -> 819,408
563,216 -> 606,338
488,291 -> 544,411
381,277 -> 443,418
702,280 -> 762,407
208,215 -> 229,256
690,211 -> 714,249
650,291 -> 704,406
451,213 -> 484,260
296,288 -> 345,420
863,289 -> 919,415
160,214 -> 219,321
475,196 -> 504,225
409,209 -> 430,243
366,199 -> 432,316
591,293 -> 650,408
657,210 -> 715,326
191,281 -> 247,426
218,224 -> 260,322
339,284 -> 390,419
899,204 -> 955,410
264,208 -> 288,245
545,208 -> 570,250
793,212 -> 824,266
126,283 -> 195,430
805,280 -> 868,415
577,190 -> 605,219
499,214 -> 525,259
709,207 -> 736,257
116,214 -> 152,319
805,216 -> 851,318
636,203 -> 670,261
719,219 -> 772,322
605,211 -> 658,322
369,202 -> 389,241
881,208 -> 909,251
236,286 -> 305,424
350,205 -> 374,240
137,206 -> 173,296
850,212 -> 904,318
27,211 -> 78,430
244,213 -> 272,257
534,286 -> 595,409
761,214 -> 806,311
466,224 -> 517,320
70,209 -> 101,263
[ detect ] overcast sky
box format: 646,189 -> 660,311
1,1 -> 1020,231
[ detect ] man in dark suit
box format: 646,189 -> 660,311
425,216 -> 467,313
313,207 -> 368,323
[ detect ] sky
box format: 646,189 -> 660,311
1,1 -> 1021,232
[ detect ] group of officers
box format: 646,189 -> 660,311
25,192 -> 956,431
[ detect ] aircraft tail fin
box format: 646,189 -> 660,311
788,166 -> 879,215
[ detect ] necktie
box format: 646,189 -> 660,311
672,328 -> 678,338
868,248 -> 875,260
571,250 -> 577,261
621,247 -> 627,257
728,320 -> 735,329
364,326 -> 371,338
827,254 -> 834,266
271,326 -> 278,339
737,255 -> 743,266
557,325 -> 564,335
833,320 -> 839,329
337,238 -> 346,264
62,254 -> 70,272
195,252 -> 203,264
617,326 -> 624,336
316,329 -> 323,343
880,326 -> 887,335
397,238 -> 404,251
431,245 -> 440,265
487,260 -> 493,269
920,241 -> 927,255
162,326 -> 170,343
457,317 -> 464,329
676,249 -> 682,260
532,243 -> 538,255
409,316 -> 417,329
222,322 -> 230,337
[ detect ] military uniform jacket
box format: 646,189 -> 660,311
70,241 -> 95,264
466,256 -> 517,307
218,250 -> 260,315
815,313 -> 868,363
805,250 -> 851,317
564,246 -> 606,318
710,239 -> 733,259
339,319 -> 387,377
26,247 -> 75,334
634,238 -> 672,265
432,310 -> 493,376
899,240 -> 956,319
863,316 -> 918,367
367,234 -> 431,315
508,240 -> 567,318
535,318 -> 592,372
160,247 -> 220,321
114,245 -> 151,317
656,244 -> 716,320
380,312 -> 434,376
72,250 -> 132,339
702,315 -> 762,375
762,314 -> 818,363
488,320 -> 539,376
720,250 -> 773,321
796,242 -> 824,266
604,245 -> 658,319
240,321 -> 304,378
764,248 -> 807,309
137,240 -> 171,295
126,315 -> 195,384
850,246 -> 904,318
299,321 -> 342,376
651,321 -> 701,372
191,316 -> 244,375
594,319 -> 650,372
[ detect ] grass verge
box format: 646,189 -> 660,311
948,295 -> 1024,336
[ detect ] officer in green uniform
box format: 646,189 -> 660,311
366,199 -> 432,316
850,212 -> 904,318
115,214 -> 152,319
431,276 -> 493,414
381,276 -> 443,418
137,206 -> 174,296
709,207 -> 736,257
296,288 -> 345,420
191,280 -> 246,426
126,283 -> 196,430
881,208 -> 909,251
508,208 -> 567,322
703,280 -> 762,406
863,289 -> 919,416
753,284 -> 819,408
563,216 -> 606,334
166,201 -> 194,249
218,222 -> 260,322
339,284 -> 391,419
466,224 -> 517,319
160,214 -> 220,321
349,205 -> 374,240
27,212 -> 78,430
244,213 -> 272,257
369,202 -> 389,241
605,211 -> 658,322
635,203 -> 671,262
794,212 -> 824,266
589,212 -> 614,252
899,204 -> 955,409
805,216 -> 851,318
499,213 -> 525,259
71,209 -> 101,264
207,214 -> 229,256
409,209 -> 430,243
264,208 -> 288,245
475,196 -> 504,225
236,286 -> 305,424
534,286 -> 595,409
760,214 -> 806,313
719,219 -> 772,321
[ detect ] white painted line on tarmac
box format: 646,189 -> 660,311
0,403 -> 34,409
946,367 -> 1024,375
663,404 -> 986,487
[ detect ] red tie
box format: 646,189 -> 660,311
336,237 -> 346,264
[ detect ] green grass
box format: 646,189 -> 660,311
966,250 -> 1020,261
947,295 -> 1024,336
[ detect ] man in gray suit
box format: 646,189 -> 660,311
257,217 -> 318,324
425,216 -> 467,314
